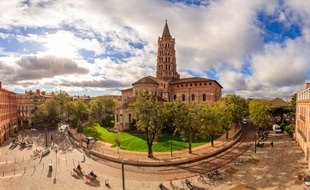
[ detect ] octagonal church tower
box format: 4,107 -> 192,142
156,20 -> 180,81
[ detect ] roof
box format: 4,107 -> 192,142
162,20 -> 171,37
132,76 -> 158,85
171,77 -> 223,88
270,97 -> 289,107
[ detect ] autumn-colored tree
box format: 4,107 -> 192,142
222,94 -> 248,135
52,90 -> 70,119
37,99 -> 61,124
249,99 -> 271,128
201,102 -> 224,147
130,91 -> 165,158
172,102 -> 204,153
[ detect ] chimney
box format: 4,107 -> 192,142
307,83 -> 310,89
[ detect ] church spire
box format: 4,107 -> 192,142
162,20 -> 171,37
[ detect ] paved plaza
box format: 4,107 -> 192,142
0,125 -> 309,190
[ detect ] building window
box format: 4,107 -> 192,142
186,84 -> 188,87
174,95 -> 177,100
129,114 -> 131,122
192,94 -> 195,101
209,82 -> 212,85
182,94 -> 185,101
204,83 -> 207,85
203,94 -> 206,101
190,84 -> 192,86
177,85 -> 179,88
200,83 -> 202,86
195,83 -> 197,86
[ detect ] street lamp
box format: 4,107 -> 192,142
121,158 -> 125,190
45,127 -> 48,148
170,124 -> 173,156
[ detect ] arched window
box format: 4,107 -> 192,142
203,94 -> 206,101
182,94 -> 185,101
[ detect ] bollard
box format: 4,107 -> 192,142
24,167 -> 26,173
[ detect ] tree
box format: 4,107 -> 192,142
90,96 -> 116,121
173,102 -> 204,154
130,91 -> 165,158
90,96 -> 105,120
289,93 -> 296,120
37,99 -> 61,124
201,102 -> 224,147
53,90 -> 70,119
65,99 -> 88,128
222,94 -> 248,134
249,99 -> 271,128
269,105 -> 291,124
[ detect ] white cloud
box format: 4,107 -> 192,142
0,0 -> 309,99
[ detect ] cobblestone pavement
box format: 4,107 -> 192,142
0,125 -> 308,190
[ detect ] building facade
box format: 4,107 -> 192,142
296,83 -> 310,169
0,82 -> 18,146
114,21 -> 223,131
17,89 -> 49,129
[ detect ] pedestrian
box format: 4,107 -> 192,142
271,141 -> 274,147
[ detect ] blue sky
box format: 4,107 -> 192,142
0,0 -> 310,100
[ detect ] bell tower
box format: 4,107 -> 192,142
156,20 -> 180,81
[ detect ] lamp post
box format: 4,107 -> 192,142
121,158 -> 125,190
170,124 -> 173,156
45,127 -> 48,148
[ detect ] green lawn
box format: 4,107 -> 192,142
83,123 -> 220,152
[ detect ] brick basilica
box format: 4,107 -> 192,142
114,21 -> 223,131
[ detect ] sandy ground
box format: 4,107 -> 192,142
0,125 -> 309,190
209,131 -> 309,190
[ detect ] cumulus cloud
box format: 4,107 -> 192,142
0,55 -> 89,83
0,0 -> 309,99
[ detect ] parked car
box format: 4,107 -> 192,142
82,137 -> 95,144
272,124 -> 282,133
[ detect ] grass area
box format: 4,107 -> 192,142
83,123 -> 220,152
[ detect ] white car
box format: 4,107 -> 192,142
272,124 -> 282,133
83,137 -> 95,144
